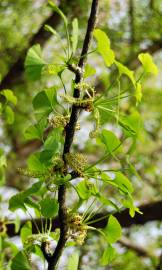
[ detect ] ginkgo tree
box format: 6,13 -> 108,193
0,0 -> 158,270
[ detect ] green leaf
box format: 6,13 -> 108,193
33,91 -> 51,115
0,151 -> 7,167
24,125 -> 41,141
100,245 -> 116,266
24,118 -> 47,141
44,24 -> 57,36
33,87 -> 58,117
11,251 -> 31,270
27,152 -> 47,172
103,215 -> 122,244
67,252 -> 79,270
5,105 -> 14,124
9,193 -> 27,212
20,221 -> 32,244
25,44 -> 46,80
138,53 -> 158,75
39,150 -> 54,166
115,61 -> 135,86
3,240 -> 18,255
9,181 -> 42,212
98,195 -> 119,211
47,64 -> 65,75
14,216 -> 21,233
135,82 -> 142,105
76,180 -> 91,200
100,129 -> 122,154
48,1 -> 67,26
25,197 -> 40,211
44,128 -> 62,151
101,172 -> 133,195
40,196 -> 58,218
45,87 -> 58,108
119,111 -> 142,138
1,89 -> 17,105
122,196 -> 142,217
24,181 -> 43,196
34,245 -> 45,260
84,64 -> 96,78
71,18 -> 78,54
93,29 -> 115,67
0,102 -> 2,114
114,172 -> 134,194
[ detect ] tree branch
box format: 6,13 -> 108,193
6,200 -> 162,238
41,1 -> 99,269
118,236 -> 152,257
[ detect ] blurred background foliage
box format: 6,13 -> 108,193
0,0 -> 162,269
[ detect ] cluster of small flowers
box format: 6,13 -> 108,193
67,213 -> 87,245
61,94 -> 94,112
17,168 -> 47,178
24,235 -> 51,263
65,153 -> 87,175
48,114 -> 70,128
24,234 -> 49,247
52,155 -> 64,169
75,82 -> 94,93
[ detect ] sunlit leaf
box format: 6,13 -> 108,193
5,105 -> 14,124
0,151 -> 7,167
76,180 -> 95,200
84,64 -> 96,78
47,64 -> 65,75
103,215 -> 122,244
135,82 -> 142,105
138,53 -> 158,75
1,89 -> 17,105
71,18 -> 78,54
100,245 -> 116,266
115,61 -> 135,86
14,216 -> 21,233
48,1 -> 67,26
44,24 -> 57,35
93,29 -> 115,67
122,196 -> 142,217
67,252 -> 79,270
20,221 -> 32,244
